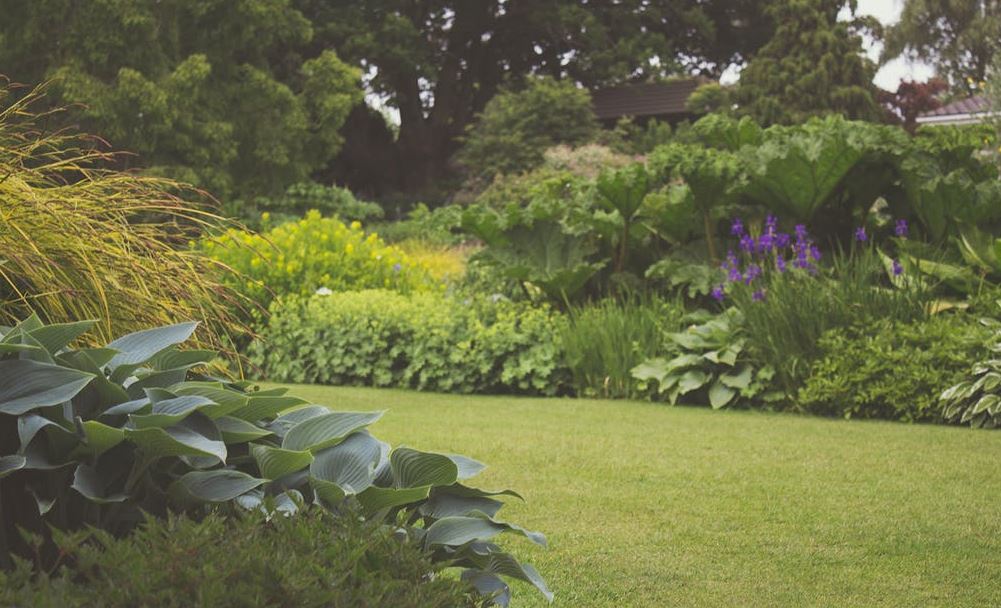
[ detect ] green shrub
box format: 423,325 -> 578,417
632,308 -> 780,408
562,297 -> 682,399
459,76 -> 599,181
200,210 -> 437,310
230,181 -> 385,230
940,317 -> 1001,429
0,509 -> 477,608
799,315 -> 990,422
374,203 -> 465,246
251,291 -> 569,396
0,315 -> 550,604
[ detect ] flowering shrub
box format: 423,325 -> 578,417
201,211 -> 436,309
250,290 -> 569,395
715,216 -> 930,393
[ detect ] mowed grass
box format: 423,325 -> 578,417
281,384 -> 1001,607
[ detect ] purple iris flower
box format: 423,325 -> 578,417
775,256 -> 787,273
740,234 -> 756,253
752,289 -> 766,302
765,215 -> 778,233
775,232 -> 791,249
794,224 -> 808,241
892,259 -> 903,276
895,219 -> 908,238
809,245 -> 822,262
744,264 -> 762,284
711,285 -> 725,302
728,265 -> 743,282
758,232 -> 774,252
392,263 -> 402,273
855,227 -> 867,242
731,218 -> 745,237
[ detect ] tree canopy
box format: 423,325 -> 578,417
734,0 -> 882,125
882,0 -> 1001,92
0,0 -> 363,200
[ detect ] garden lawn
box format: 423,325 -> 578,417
282,384 -> 1001,608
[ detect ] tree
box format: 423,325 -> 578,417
0,0 -> 363,200
882,0 -> 1001,93
878,78 -> 949,132
734,0 -> 882,125
300,0 -> 775,194
458,77 -> 599,182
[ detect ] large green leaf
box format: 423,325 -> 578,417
461,571 -> 511,607
73,419 -> 126,457
105,321 -> 198,373
391,447 -> 459,489
0,454 -> 26,479
125,414 -> 226,463
215,416 -> 272,443
230,395 -> 308,422
465,551 -> 553,603
170,470 -> 265,504
0,359 -> 94,415
356,484 -> 431,514
71,463 -> 127,504
708,379 -> 736,409
449,454 -> 486,480
250,444 -> 314,479
309,432 -> 384,495
282,411 -> 383,452
421,493 -> 503,519
128,395 -> 214,429
172,382 -> 251,419
28,320 -> 97,354
424,515 -> 508,547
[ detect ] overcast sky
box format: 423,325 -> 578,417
857,0 -> 936,89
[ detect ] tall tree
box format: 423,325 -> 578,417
882,0 -> 1001,93
0,0 -> 363,200
734,0 -> 882,125
300,0 -> 773,194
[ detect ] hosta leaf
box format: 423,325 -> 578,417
250,444 -> 314,479
101,397 -> 151,418
391,447 -> 459,489
449,454 -> 486,480
268,405 -> 330,436
467,551 -> 553,603
973,394 -> 1000,415
126,369 -> 189,400
170,470 -> 265,504
461,571 -> 511,607
148,349 -> 215,371
28,320 -> 96,354
282,411 -> 384,452
0,454 -> 26,479
422,493 -> 503,519
128,395 -> 214,429
125,415 -> 226,463
71,463 -> 127,504
311,477 -> 347,505
172,382 -> 250,419
630,358 -> 669,384
74,419 -> 126,457
677,369 -> 710,395
720,365 -> 752,390
424,515 -> 507,548
0,359 -> 94,415
708,379 -> 737,409
309,432 -> 383,495
230,395 -> 308,422
105,322 -> 198,371
356,484 -> 431,514
436,484 -> 524,502
215,416 -> 271,443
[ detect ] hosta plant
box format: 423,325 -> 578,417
0,315 -> 550,605
940,319 -> 1001,429
631,308 -> 779,408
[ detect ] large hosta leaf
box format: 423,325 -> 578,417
282,411 -> 383,452
128,394 -> 214,429
309,432 -> 384,495
170,470 -> 265,504
125,414 -> 226,463
215,416 -> 271,443
0,359 -> 94,415
230,395 -> 307,422
391,447 -> 459,489
0,454 -> 26,479
106,321 -> 198,376
74,419 -> 126,457
250,444 -> 314,479
461,571 -> 512,607
28,320 -> 96,354
356,484 -> 432,514
466,552 -> 553,603
421,492 -> 503,519
426,512 -> 546,548
71,463 -> 127,503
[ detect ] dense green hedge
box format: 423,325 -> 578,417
251,290 -> 570,395
798,315 -> 990,422
0,509 -> 476,608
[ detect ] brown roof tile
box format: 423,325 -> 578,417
591,79 -> 705,120
919,95 -> 991,117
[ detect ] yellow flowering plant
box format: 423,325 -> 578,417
201,211 -> 437,309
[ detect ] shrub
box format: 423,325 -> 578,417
562,297 -> 682,399
0,509 -> 477,608
230,181 -> 384,230
0,315 -> 550,604
395,239 -> 471,284
0,81 -> 245,352
201,210 -> 436,310
799,315 -> 990,422
251,291 -> 569,396
459,76 -> 599,181
632,308 -> 780,408
542,143 -> 635,179
374,203 -> 465,246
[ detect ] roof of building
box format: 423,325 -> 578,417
916,94 -> 997,125
591,79 -> 705,120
